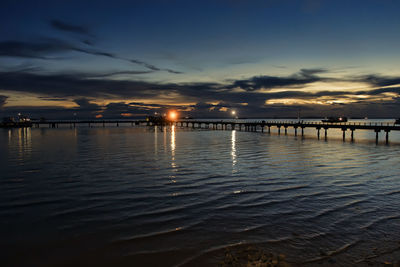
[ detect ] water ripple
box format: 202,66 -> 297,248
1,126 -> 400,266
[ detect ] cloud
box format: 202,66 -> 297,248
38,96 -> 70,101
74,98 -> 101,111
0,40 -> 71,59
0,69 -> 216,99
0,39 -> 113,60
3,99 -> 399,120
363,86 -> 400,95
299,68 -> 327,77
0,39 -> 182,74
1,68 -> 400,118
84,70 -> 154,78
50,20 -> 91,36
0,68 -> 398,102
82,40 -> 94,46
0,95 -> 8,108
227,68 -> 328,91
102,102 -> 149,118
47,20 -> 181,73
358,74 -> 400,87
128,59 -> 182,74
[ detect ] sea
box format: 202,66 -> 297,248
1,119 -> 400,266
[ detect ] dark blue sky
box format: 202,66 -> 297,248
1,0 -> 400,118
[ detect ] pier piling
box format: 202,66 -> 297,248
375,129 -> 380,144
385,130 -> 390,144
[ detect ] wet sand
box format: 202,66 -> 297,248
180,243 -> 400,267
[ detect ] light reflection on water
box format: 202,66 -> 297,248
0,126 -> 400,266
154,125 -> 158,156
171,125 -> 176,167
7,128 -> 32,161
231,130 -> 237,168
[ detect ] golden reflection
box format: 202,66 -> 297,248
171,125 -> 176,169
171,125 -> 176,153
170,125 -> 177,185
8,128 -> 32,160
154,126 -> 158,155
19,128 -> 32,157
231,130 -> 237,168
163,125 -> 167,153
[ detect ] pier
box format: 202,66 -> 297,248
21,119 -> 400,144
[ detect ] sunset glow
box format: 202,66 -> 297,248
0,1 -> 399,119
168,111 -> 178,121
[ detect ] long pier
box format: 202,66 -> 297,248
26,119 -> 400,144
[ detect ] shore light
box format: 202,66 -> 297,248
231,110 -> 238,119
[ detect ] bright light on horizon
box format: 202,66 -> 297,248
168,111 -> 178,121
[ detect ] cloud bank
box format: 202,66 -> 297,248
1,67 -> 400,119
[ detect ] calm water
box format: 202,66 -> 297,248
1,122 -> 400,266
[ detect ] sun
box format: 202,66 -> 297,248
168,110 -> 178,121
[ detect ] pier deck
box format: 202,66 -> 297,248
3,119 -> 400,144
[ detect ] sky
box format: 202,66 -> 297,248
1,0 -> 400,119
